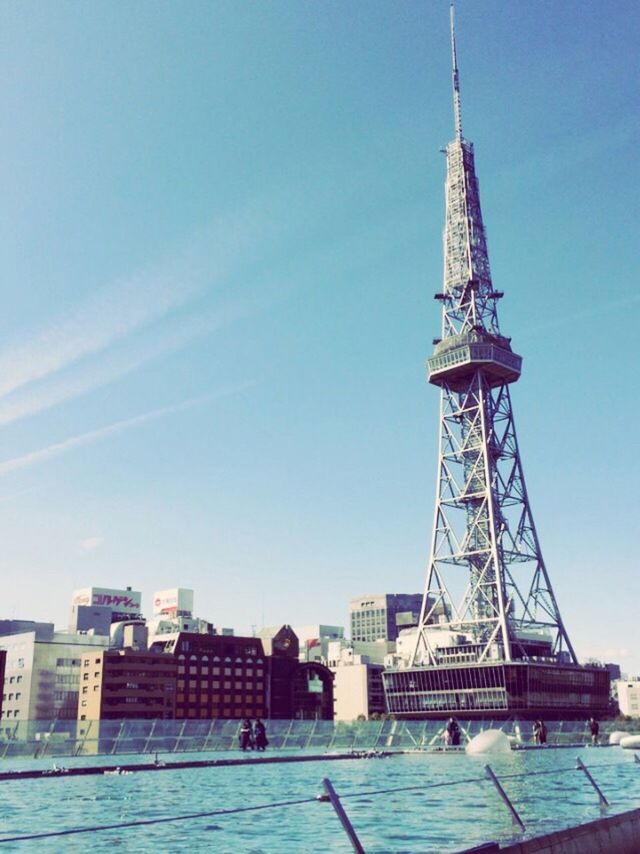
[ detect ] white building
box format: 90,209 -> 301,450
293,624 -> 344,662
616,679 -> 640,717
326,638 -> 394,721
331,663 -> 386,721
152,588 -> 194,618
1,628 -> 108,723
71,586 -> 142,622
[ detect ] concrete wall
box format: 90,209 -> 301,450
497,807 -> 640,854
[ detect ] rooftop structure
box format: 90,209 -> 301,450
71,586 -> 142,624
383,7 -> 609,719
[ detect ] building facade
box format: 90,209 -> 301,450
350,594 -> 422,643
616,679 -> 640,717
326,639 -> 391,721
292,624 -> 344,663
0,627 -> 108,723
78,649 -> 177,721
261,626 -> 334,720
149,632 -> 267,720
331,663 -> 386,721
0,650 -> 5,723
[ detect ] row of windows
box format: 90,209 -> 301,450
178,642 -> 260,657
102,670 -> 176,679
177,680 -> 264,691
54,691 -> 78,701
176,707 -> 263,719
177,667 -> 263,677
56,674 -> 79,685
56,658 -> 81,668
176,694 -> 264,707
2,692 -> 22,701
3,675 -> 23,684
177,654 -> 264,664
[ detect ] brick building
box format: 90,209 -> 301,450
78,649 -> 177,721
149,632 -> 267,720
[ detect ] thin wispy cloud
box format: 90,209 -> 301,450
0,485 -> 41,503
0,385 -> 249,478
79,536 -> 104,553
0,200 -> 277,401
0,297 -> 261,427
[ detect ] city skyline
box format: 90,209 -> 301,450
0,2 -> 637,672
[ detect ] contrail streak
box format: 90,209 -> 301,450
0,201 -> 276,400
0,385 -> 250,477
0,299 -> 258,427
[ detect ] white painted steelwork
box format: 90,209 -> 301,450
410,7 -> 576,669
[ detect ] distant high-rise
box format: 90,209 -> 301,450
350,594 -> 422,643
383,7 -> 609,719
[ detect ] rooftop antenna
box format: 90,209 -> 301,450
450,3 -> 463,140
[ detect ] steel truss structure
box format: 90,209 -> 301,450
411,8 -> 578,672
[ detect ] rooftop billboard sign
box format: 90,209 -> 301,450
72,587 -> 142,615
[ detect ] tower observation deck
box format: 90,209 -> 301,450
382,7 -> 609,719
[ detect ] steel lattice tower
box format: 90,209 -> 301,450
411,7 -> 577,669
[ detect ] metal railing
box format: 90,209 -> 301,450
1,717 -> 635,759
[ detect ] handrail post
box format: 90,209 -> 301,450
321,778 -> 366,854
576,757 -> 609,807
634,753 -> 640,765
484,764 -> 525,831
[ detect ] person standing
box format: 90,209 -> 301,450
446,717 -> 461,746
239,718 -> 253,751
533,719 -> 547,745
533,720 -> 541,745
254,718 -> 268,751
588,717 -> 599,745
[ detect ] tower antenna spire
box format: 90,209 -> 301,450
450,3 -> 463,140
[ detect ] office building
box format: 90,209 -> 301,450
149,632 -> 267,720
326,640 -> 388,721
77,649 -> 177,721
616,679 -> 640,718
350,594 -> 422,643
70,586 -> 142,635
0,650 -> 5,722
293,625 -> 344,663
0,627 -> 108,722
260,626 -> 334,720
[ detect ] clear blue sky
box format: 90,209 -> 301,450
0,1 -> 638,673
